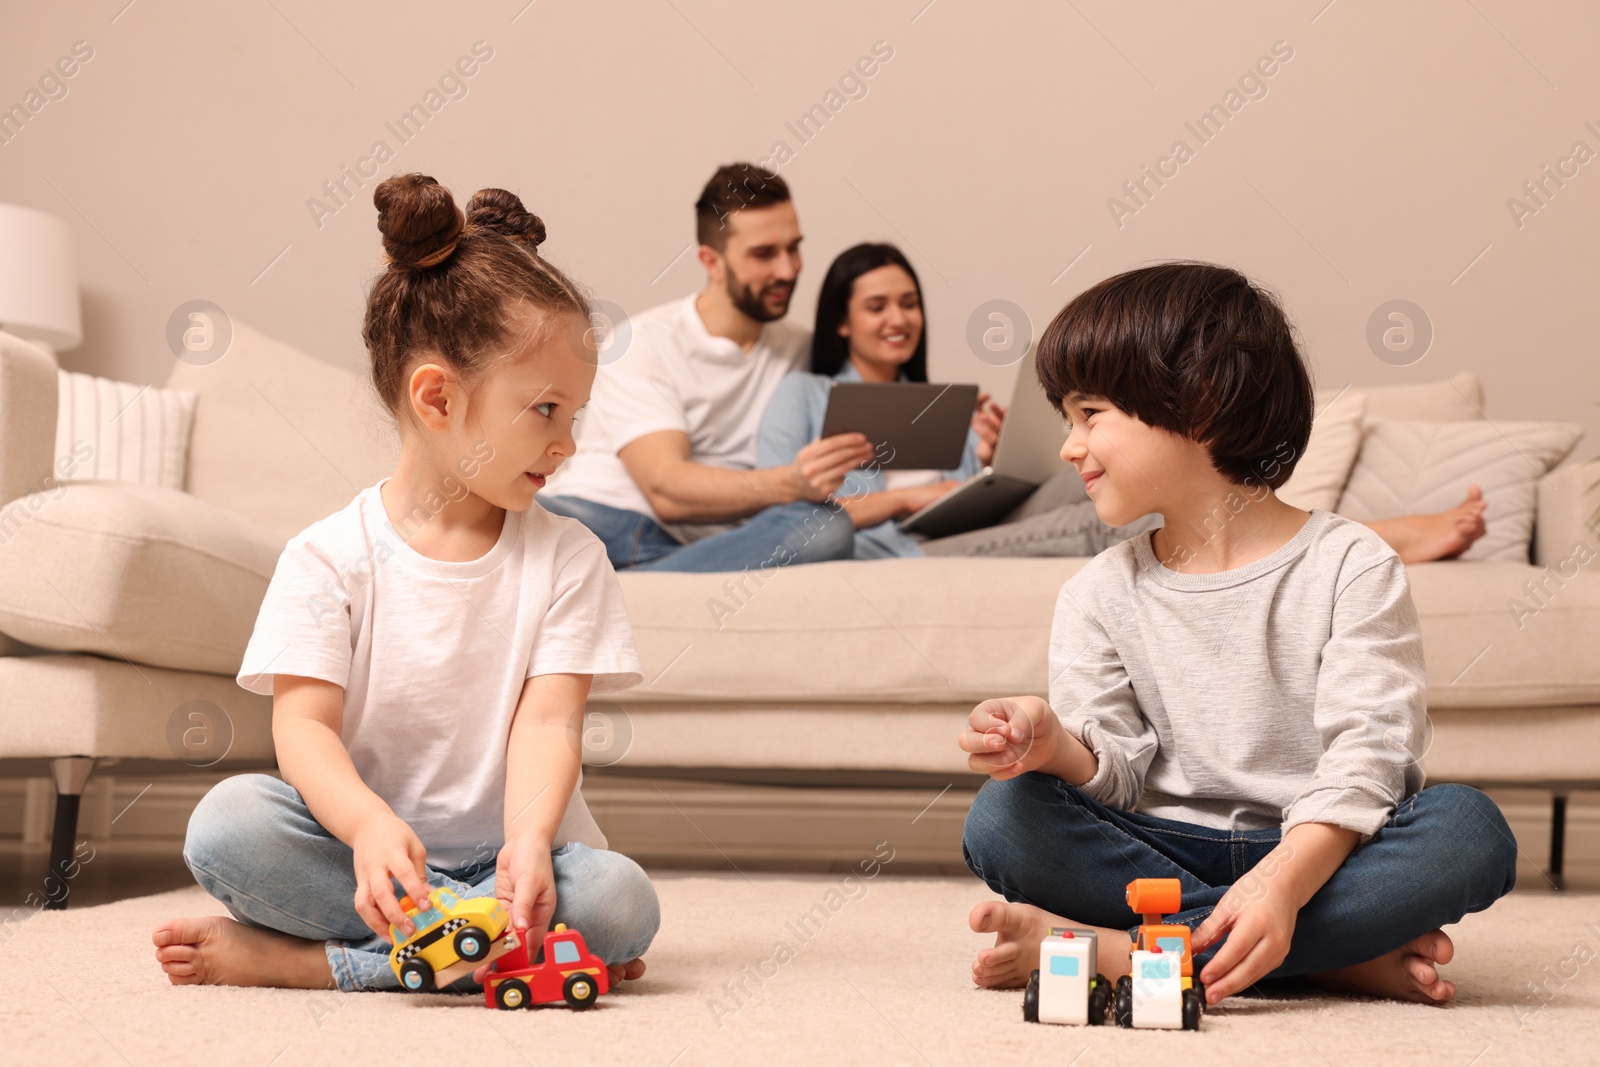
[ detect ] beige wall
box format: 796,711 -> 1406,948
2,1 -> 1596,455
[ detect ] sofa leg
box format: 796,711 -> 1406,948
44,757 -> 96,911
1548,791 -> 1568,891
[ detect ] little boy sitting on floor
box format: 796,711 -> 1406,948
959,262 -> 1517,1006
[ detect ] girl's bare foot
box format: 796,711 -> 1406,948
152,915 -> 334,989
607,957 -> 646,983
968,900 -> 1131,989
1306,930 -> 1456,1004
1369,486 -> 1488,564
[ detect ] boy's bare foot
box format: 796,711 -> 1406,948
968,900 -> 1131,989
1306,930 -> 1456,1004
152,915 -> 335,989
1365,487 -> 1488,564
608,957 -> 646,983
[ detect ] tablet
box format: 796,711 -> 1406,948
819,382 -> 979,470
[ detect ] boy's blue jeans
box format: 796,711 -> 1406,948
182,775 -> 660,992
537,495 -> 853,572
962,774 -> 1518,979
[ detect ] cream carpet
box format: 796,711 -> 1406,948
5,873 -> 1597,1066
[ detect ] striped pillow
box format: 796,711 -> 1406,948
55,370 -> 196,489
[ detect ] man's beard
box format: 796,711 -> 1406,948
726,271 -> 792,323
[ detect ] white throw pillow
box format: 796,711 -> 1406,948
55,369 -> 196,489
1277,387 -> 1367,512
1337,419 -> 1584,562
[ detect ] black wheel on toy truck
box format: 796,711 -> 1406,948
563,972 -> 599,1009
494,978 -> 530,1010
1113,975 -> 1133,1028
1182,987 -> 1202,1030
1192,978 -> 1206,1010
1088,974 -> 1110,1025
1022,969 -> 1040,1022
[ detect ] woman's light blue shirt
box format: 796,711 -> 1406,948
756,363 -> 983,558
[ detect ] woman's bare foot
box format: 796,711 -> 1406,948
607,958 -> 646,983
152,915 -> 334,989
968,900 -> 1131,989
1366,487 -> 1488,564
1306,930 -> 1456,1004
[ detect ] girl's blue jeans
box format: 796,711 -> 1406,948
182,774 -> 661,992
962,774 -> 1519,979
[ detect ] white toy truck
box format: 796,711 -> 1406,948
1022,927 -> 1111,1026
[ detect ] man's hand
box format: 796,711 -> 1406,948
789,432 -> 875,501
958,696 -> 1063,780
472,833 -> 557,983
972,393 -> 1007,467
350,811 -> 432,942
1191,853 -> 1300,1004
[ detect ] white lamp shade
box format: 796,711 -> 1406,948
0,203 -> 82,351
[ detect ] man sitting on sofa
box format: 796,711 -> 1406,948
539,163 -> 869,572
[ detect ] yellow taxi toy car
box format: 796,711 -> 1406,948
389,887 -> 510,992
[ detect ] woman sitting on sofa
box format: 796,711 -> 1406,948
756,242 -> 1490,562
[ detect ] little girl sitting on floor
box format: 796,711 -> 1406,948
153,173 -> 657,992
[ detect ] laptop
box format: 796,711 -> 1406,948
896,348 -> 1067,539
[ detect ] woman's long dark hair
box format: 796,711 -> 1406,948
810,243 -> 928,382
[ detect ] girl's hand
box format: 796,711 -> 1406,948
958,696 -> 1061,779
350,812 -> 432,942
1191,867 -> 1300,1004
472,834 -> 557,983
972,394 -> 1007,466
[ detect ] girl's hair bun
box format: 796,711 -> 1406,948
466,187 -> 547,249
374,173 -> 464,269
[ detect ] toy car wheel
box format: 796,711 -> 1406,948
494,978 -> 531,1010
1113,977 -> 1133,1029
1192,979 -> 1207,1011
400,958 -> 435,992
563,972 -> 600,1010
1021,969 -> 1040,1023
453,926 -> 491,962
1087,982 -> 1109,1025
1183,988 -> 1203,1031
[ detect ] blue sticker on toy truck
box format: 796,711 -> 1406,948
1049,956 -> 1081,977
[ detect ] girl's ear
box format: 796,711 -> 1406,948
837,318 -> 851,338
408,361 -> 457,430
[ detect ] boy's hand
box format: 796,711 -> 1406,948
1191,874 -> 1299,1004
959,696 -> 1061,779
350,812 -> 431,942
473,832 -> 557,983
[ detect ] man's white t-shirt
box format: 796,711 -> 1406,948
546,292 -> 811,541
236,479 -> 643,870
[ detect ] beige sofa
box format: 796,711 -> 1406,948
2,325 -> 1597,904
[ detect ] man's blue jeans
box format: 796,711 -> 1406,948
962,774 -> 1518,978
538,494 -> 853,573
182,775 -> 661,992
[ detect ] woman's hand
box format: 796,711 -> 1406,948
958,696 -> 1063,779
790,432 -> 875,501
972,393 -> 1007,466
472,833 -> 557,983
350,811 -> 432,942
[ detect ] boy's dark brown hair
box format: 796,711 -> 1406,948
363,172 -> 590,427
694,162 -> 791,251
1035,262 -> 1314,489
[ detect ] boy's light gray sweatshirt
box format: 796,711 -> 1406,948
1050,509 -> 1427,842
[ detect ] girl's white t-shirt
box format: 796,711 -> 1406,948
237,479 -> 644,870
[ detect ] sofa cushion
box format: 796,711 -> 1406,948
1339,420 -> 1583,561
614,556 -> 1600,711
0,483 -> 280,674
1359,371 -> 1483,422
55,369 -> 195,489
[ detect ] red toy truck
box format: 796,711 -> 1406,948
483,923 -> 610,1011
